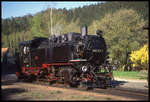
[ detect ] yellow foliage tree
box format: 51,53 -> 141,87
130,44 -> 149,70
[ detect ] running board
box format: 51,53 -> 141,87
69,59 -> 87,62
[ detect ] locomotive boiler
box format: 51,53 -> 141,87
16,26 -> 113,89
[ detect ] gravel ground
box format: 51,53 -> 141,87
1,80 -> 143,101
2,74 -> 148,90
114,77 -> 148,91
1,74 -> 149,100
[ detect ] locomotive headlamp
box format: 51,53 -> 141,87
78,41 -> 82,45
62,35 -> 67,41
23,46 -> 29,54
82,66 -> 88,72
62,35 -> 65,42
23,46 -> 27,54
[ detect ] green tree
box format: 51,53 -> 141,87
63,18 -> 80,34
89,9 -> 148,71
30,13 -> 44,37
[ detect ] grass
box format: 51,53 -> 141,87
56,90 -> 62,94
20,90 -> 63,99
80,96 -> 98,100
71,95 -> 100,100
113,70 -> 147,80
22,92 -> 45,99
49,90 -> 63,95
106,97 -> 111,100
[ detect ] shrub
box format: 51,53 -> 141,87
130,44 -> 149,70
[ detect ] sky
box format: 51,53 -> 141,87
2,1 -> 102,19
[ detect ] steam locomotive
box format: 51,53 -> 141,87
16,26 -> 113,89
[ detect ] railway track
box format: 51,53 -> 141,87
18,80 -> 148,100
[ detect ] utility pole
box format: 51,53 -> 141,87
47,2 -> 55,37
46,2 -> 56,37
47,2 -> 56,47
51,6 -> 53,36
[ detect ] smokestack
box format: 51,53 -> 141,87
80,25 -> 88,36
96,29 -> 103,37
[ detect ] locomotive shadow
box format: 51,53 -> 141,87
1,56 -> 18,86
2,60 -> 17,75
2,49 -> 18,76
110,80 -> 128,88
1,88 -> 27,100
1,61 -> 18,85
1,80 -> 17,86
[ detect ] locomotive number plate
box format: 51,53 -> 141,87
92,49 -> 103,53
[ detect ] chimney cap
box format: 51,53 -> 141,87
96,29 -> 103,35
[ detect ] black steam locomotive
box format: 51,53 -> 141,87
16,26 -> 113,89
